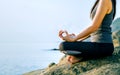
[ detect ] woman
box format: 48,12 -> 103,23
59,0 -> 116,64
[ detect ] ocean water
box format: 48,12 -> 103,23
0,43 -> 64,75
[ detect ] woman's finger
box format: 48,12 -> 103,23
71,33 -> 75,36
59,30 -> 63,35
64,30 -> 68,35
59,30 -> 64,38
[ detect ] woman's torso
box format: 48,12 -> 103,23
90,0 -> 114,43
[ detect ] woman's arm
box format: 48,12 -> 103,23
78,35 -> 90,41
74,0 -> 111,41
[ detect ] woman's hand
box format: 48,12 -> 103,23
59,30 -> 76,42
63,34 -> 76,42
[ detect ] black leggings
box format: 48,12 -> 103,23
59,41 -> 114,58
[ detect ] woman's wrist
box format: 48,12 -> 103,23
73,36 -> 78,42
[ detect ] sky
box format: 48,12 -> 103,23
0,0 -> 120,43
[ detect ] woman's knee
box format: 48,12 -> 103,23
59,42 -> 64,51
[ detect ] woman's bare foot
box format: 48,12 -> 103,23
67,55 -> 82,64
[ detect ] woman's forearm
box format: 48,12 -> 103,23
74,25 -> 97,41
77,35 -> 90,41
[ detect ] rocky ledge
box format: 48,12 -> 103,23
23,46 -> 120,75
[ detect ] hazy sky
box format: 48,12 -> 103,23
0,0 -> 120,43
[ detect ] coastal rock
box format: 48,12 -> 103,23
112,17 -> 120,48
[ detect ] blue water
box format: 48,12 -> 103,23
0,43 -> 64,75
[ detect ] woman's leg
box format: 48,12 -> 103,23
59,41 -> 114,63
59,41 -> 114,57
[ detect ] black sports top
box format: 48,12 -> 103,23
90,0 -> 115,43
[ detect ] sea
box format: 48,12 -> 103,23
0,42 -> 64,75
